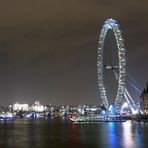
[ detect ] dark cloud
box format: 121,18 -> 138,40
0,0 -> 148,105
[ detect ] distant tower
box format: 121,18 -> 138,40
140,82 -> 148,114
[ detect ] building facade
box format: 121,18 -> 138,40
140,82 -> 148,114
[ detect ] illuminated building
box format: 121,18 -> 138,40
140,82 -> 148,114
31,101 -> 46,112
13,103 -> 29,112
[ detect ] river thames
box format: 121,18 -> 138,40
0,118 -> 148,148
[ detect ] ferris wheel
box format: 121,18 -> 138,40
97,18 -> 126,112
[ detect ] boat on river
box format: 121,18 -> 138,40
69,115 -> 126,123
0,112 -> 14,121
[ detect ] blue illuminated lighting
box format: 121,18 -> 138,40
102,110 -> 106,115
108,105 -> 115,115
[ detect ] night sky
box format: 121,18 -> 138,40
0,0 -> 148,106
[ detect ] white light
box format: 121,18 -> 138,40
13,103 -> 29,111
121,102 -> 128,113
131,107 -> 139,115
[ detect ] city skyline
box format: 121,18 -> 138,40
0,0 -> 148,105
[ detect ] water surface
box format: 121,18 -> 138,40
0,119 -> 148,148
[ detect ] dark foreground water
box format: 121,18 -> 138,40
0,118 -> 148,148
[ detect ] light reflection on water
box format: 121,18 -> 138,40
0,119 -> 147,148
107,122 -> 118,148
122,121 -> 135,147
122,121 -> 143,148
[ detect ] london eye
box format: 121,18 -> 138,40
97,18 -> 126,113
